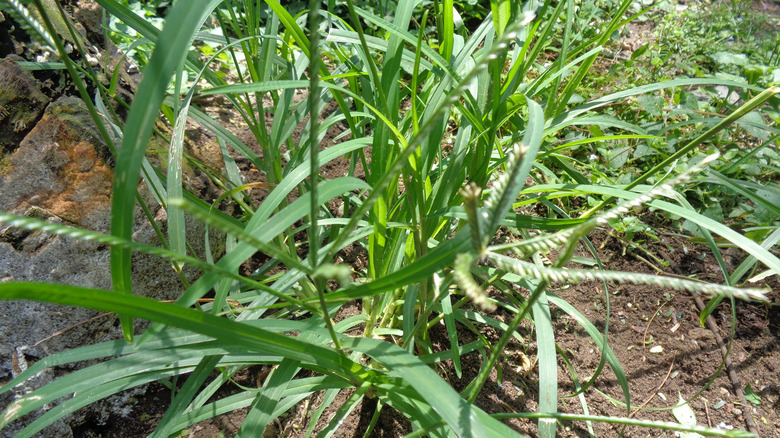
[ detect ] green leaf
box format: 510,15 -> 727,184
547,293 -> 631,413
490,0 -> 511,36
440,290 -> 462,378
736,111 -> 770,141
439,0 -> 454,61
238,358 -> 300,436
149,355 -> 223,438
744,384 -> 761,405
711,51 -> 749,66
637,94 -> 664,117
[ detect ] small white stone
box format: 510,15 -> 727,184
86,54 -> 99,66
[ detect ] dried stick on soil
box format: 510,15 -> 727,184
692,295 -> 759,436
643,300 -> 669,349
32,312 -> 113,347
628,357 -> 675,418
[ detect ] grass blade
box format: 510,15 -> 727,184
149,355 -> 223,438
109,0 -> 221,341
532,289 -> 557,437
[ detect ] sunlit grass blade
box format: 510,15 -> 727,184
549,78 -> 764,133
237,358 -> 300,436
167,84 -> 190,271
440,289 -> 462,378
109,0 -> 222,341
532,289 -> 557,438
730,227 -> 780,284
439,0 -> 454,61
490,0 -> 512,36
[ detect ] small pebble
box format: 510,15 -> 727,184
732,408 -> 742,416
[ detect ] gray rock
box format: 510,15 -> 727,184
0,96 -> 223,436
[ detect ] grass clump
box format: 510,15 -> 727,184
0,0 -> 777,437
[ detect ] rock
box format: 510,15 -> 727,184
0,95 -> 224,437
713,85 -> 741,105
0,56 -> 51,153
687,327 -> 715,343
0,96 -> 110,231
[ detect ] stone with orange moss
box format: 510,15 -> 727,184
0,96 -> 113,231
0,95 -> 224,438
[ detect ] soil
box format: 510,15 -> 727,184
549,231 -> 780,438
1,1 -> 779,438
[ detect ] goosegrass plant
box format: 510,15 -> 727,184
1,0 -> 778,436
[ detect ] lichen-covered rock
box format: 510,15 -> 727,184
0,95 -> 224,437
0,56 -> 51,152
0,96 -> 110,231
